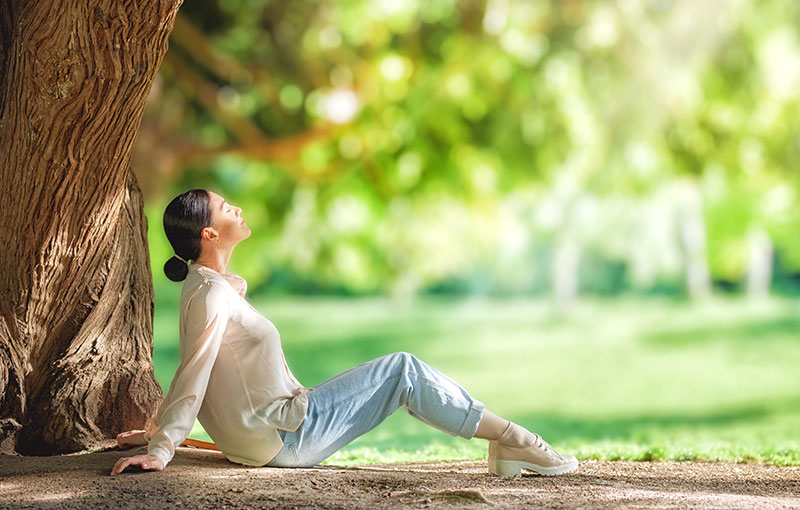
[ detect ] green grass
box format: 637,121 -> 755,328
151,292 -> 800,466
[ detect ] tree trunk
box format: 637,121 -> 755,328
0,0 -> 183,455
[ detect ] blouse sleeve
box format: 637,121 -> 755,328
146,282 -> 230,468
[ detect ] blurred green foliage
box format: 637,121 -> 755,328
141,0 -> 800,299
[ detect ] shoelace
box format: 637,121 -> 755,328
533,434 -> 566,459
497,431 -> 560,457
531,433 -> 548,452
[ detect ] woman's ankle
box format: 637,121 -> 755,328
474,410 -> 511,440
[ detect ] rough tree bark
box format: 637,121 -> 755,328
0,0 -> 183,455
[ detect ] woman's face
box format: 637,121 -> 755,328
204,191 -> 251,247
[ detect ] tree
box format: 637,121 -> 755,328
0,0 -> 183,455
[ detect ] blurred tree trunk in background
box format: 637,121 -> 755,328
677,181 -> 712,300
0,0 -> 182,455
552,235 -> 581,311
746,228 -> 773,299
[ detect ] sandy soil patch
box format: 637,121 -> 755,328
1,443 -> 799,509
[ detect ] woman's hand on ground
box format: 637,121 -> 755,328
116,429 -> 148,448
110,454 -> 164,475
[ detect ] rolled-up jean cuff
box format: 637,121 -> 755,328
456,399 -> 486,439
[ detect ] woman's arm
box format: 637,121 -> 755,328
133,282 -> 230,471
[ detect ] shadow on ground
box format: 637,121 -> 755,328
1,443 -> 798,509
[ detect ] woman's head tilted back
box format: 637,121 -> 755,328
163,188 -> 251,282
163,189 -> 212,282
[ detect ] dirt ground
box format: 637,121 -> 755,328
1,442 -> 799,509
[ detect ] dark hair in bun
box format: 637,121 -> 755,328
162,189 -> 212,282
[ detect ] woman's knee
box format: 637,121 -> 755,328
390,351 -> 416,365
388,351 -> 423,376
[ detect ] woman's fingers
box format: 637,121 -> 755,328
116,437 -> 134,449
117,429 -> 145,439
111,456 -> 142,475
111,457 -> 132,475
110,454 -> 163,475
116,430 -> 148,448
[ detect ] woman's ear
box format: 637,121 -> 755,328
201,226 -> 218,242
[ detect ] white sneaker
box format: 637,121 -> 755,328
488,422 -> 578,477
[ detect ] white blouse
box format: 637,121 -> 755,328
145,262 -> 310,468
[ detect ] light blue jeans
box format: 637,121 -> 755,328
266,351 -> 486,467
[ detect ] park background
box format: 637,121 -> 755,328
138,0 -> 800,465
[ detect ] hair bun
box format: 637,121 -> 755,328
164,256 -> 190,282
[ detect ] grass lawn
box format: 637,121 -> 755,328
151,290 -> 800,466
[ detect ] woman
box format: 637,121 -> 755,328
110,189 -> 578,478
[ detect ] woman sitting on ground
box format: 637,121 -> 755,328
110,188 -> 578,478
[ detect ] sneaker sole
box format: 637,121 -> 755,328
488,456 -> 578,477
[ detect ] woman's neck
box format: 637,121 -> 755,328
193,249 -> 232,275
